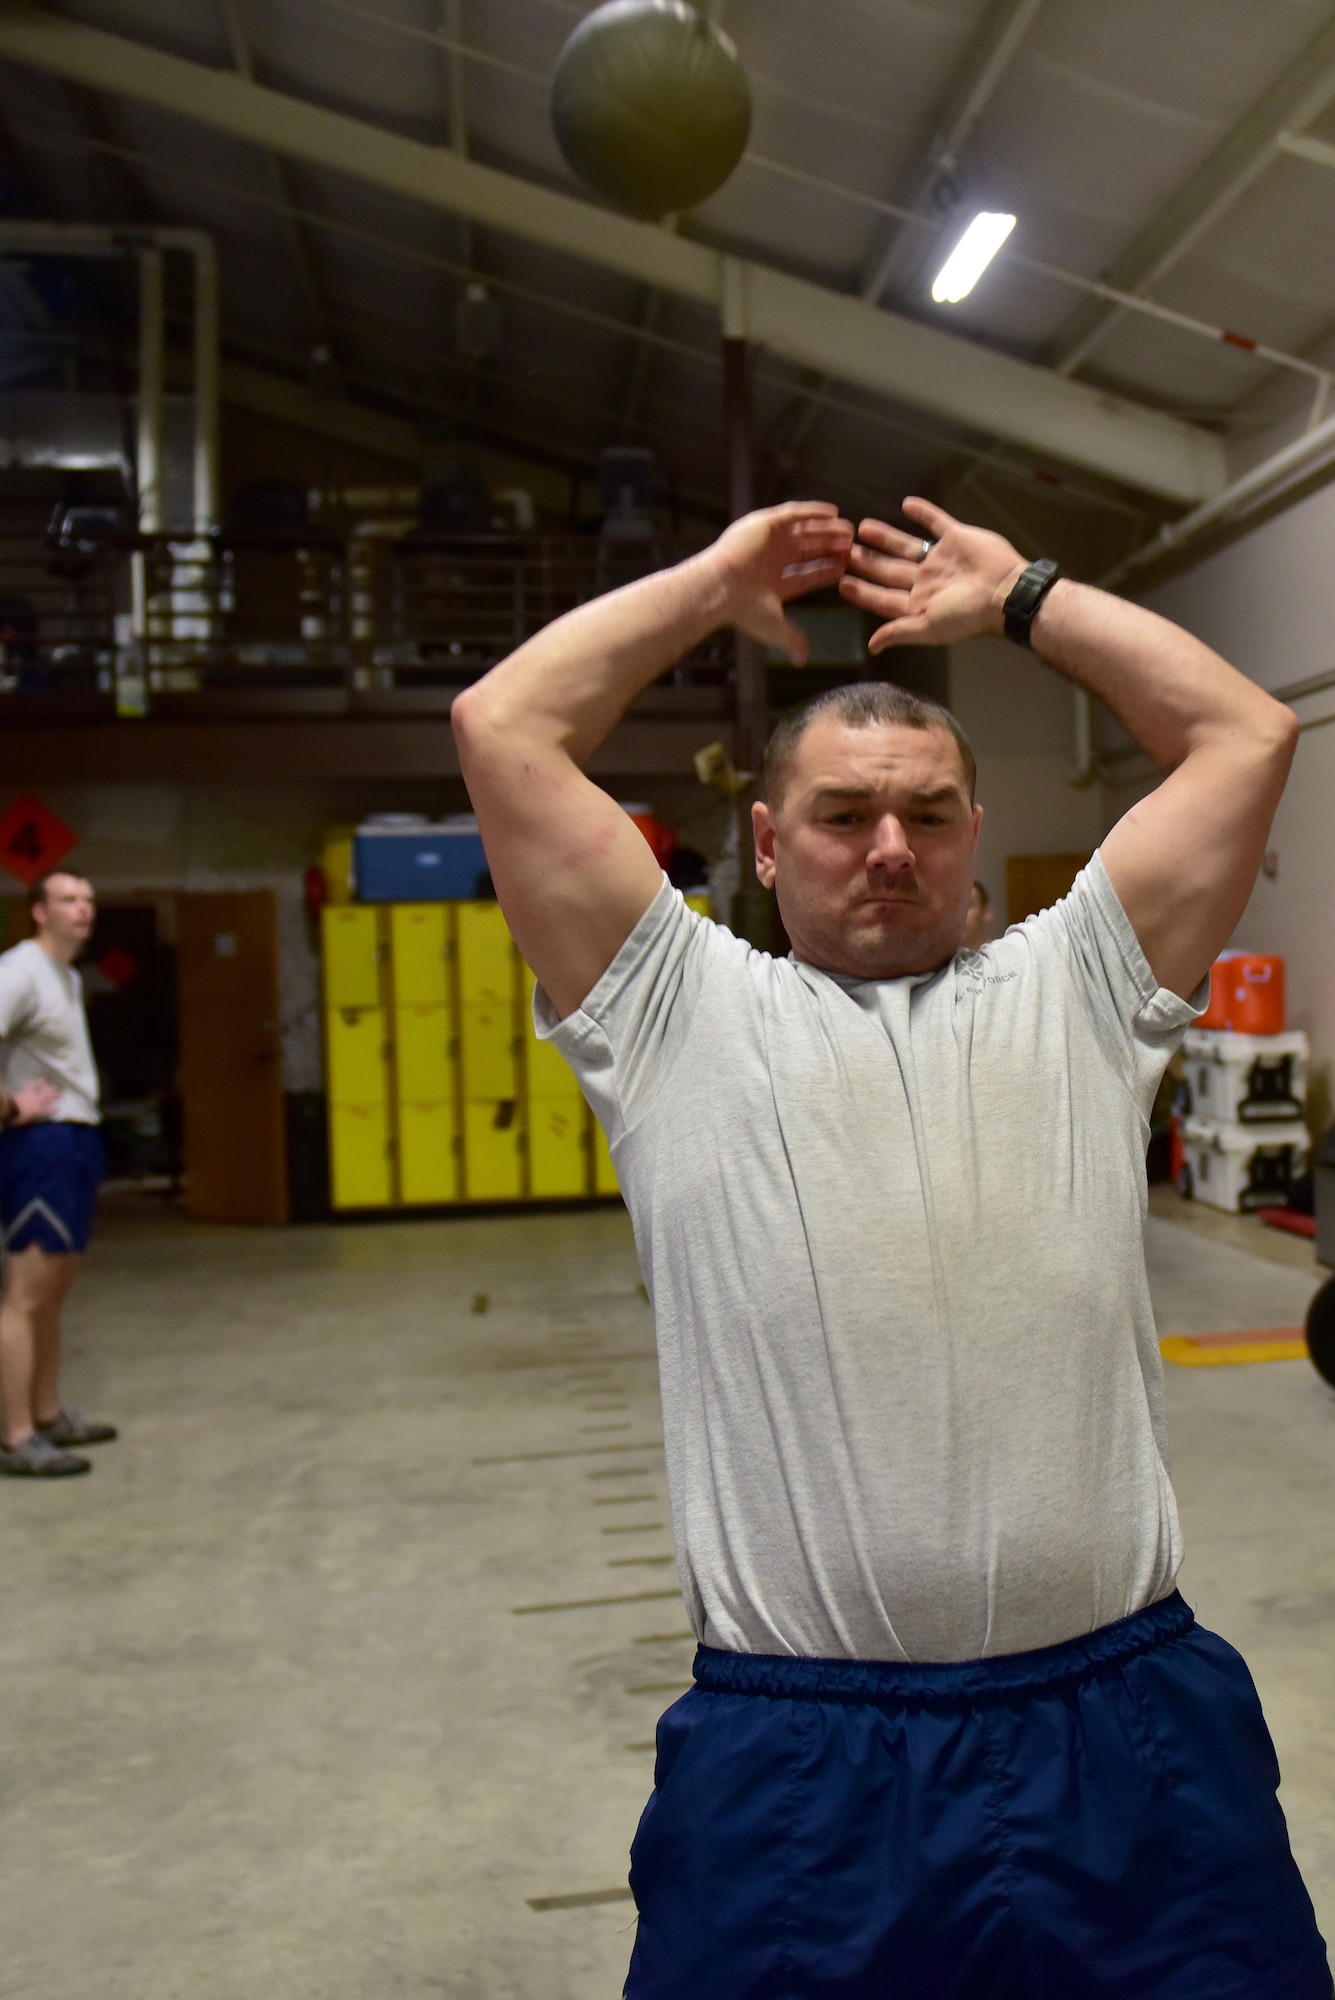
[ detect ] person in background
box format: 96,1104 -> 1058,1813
962,876 -> 993,951
0,870 -> 116,1478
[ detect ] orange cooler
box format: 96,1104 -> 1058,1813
1227,954 -> 1285,1035
1197,953 -> 1237,1030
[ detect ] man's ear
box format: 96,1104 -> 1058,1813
752,799 -> 777,889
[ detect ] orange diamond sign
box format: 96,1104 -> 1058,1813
0,793 -> 78,887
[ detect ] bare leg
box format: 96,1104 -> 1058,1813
32,1251 -> 81,1428
0,1245 -> 79,1448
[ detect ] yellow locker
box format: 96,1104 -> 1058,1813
460,1001 -> 517,1100
394,1004 -> 454,1101
521,965 -> 582,1101
464,1099 -> 523,1200
529,1099 -> 588,1198
321,826 -> 356,906
592,1118 -> 620,1197
391,904 -> 452,1005
330,1101 -> 393,1207
327,1006 -> 389,1105
398,1099 -> 458,1203
323,905 -> 380,1009
457,901 -> 516,1004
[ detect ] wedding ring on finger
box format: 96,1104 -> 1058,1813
915,538 -> 933,564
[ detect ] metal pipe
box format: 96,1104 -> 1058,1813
1070,686 -> 1096,786
745,154 -> 1334,406
1101,403 -> 1335,592
136,245 -> 165,533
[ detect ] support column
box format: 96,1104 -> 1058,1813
135,246 -> 165,535
192,240 -> 221,537
722,330 -> 773,949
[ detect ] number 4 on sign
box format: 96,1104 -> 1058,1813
0,793 -> 78,887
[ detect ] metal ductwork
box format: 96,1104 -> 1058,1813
0,221 -> 220,538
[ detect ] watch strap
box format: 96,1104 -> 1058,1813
1002,557 -> 1062,647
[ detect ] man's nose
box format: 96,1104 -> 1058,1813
867,815 -> 913,870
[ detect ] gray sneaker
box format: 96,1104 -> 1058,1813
0,1433 -> 91,1478
37,1408 -> 118,1447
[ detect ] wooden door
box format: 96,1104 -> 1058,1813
177,891 -> 288,1223
1005,853 -> 1093,926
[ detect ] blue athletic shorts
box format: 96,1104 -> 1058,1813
625,1593 -> 1332,2000
0,1122 -> 104,1255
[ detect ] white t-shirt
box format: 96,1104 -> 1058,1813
538,858 -> 1202,1663
0,939 -> 100,1125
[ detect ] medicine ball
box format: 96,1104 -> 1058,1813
551,0 -> 752,219
1307,1275 -> 1335,1390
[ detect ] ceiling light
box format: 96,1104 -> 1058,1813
930,212 -> 1016,304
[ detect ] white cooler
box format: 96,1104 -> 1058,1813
1181,1116 -> 1310,1213
1181,1027 -> 1308,1126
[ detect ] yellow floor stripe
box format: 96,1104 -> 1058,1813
1160,1333 -> 1308,1367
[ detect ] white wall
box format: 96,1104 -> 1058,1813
1141,480 -> 1335,700
1137,497 -> 1335,1110
949,635 -> 1107,919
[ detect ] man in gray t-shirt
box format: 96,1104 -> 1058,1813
453,499 -> 1328,1996
0,870 -> 117,1479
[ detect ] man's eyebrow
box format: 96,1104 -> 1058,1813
807,783 -> 966,807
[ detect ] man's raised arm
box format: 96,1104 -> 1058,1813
840,498 -> 1298,1000
451,502 -> 852,1018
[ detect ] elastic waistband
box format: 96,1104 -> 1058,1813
693,1591 -> 1195,1706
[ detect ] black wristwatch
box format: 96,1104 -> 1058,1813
1002,557 -> 1062,647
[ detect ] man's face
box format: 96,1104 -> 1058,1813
35,874 -> 96,951
753,719 -> 982,980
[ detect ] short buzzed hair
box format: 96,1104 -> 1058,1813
762,682 -> 977,810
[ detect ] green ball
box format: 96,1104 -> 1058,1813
552,0 -> 752,220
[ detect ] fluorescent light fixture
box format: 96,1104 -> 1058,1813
931,212 -> 1016,304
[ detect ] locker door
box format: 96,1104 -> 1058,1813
390,904 -> 452,1005
398,1099 -> 458,1203
457,901 -> 516,1004
323,905 -> 381,1009
327,1007 -> 390,1105
394,1004 -> 454,1101
521,964 -> 583,1102
330,1101 -> 393,1207
460,1002 -> 517,1100
529,1099 -> 588,1198
464,1099 -> 523,1200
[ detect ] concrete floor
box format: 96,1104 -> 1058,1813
3,1192 -> 1332,1997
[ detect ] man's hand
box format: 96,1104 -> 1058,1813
454,500 -> 853,1019
839,497 -> 1024,650
708,502 -> 855,661
9,1079 -> 60,1126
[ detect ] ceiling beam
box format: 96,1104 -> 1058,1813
768,0 -> 1045,488
1048,10 -> 1335,377
0,8 -> 1225,503
860,0 -> 1047,306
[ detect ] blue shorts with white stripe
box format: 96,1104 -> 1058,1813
0,1122 -> 104,1254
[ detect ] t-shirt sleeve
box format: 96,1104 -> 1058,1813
0,949 -> 36,1042
532,879 -> 727,1146
1037,854 -> 1206,1120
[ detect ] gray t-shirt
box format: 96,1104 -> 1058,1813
538,857 -> 1202,1663
0,939 -> 100,1125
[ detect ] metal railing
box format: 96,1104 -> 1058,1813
0,527 -> 731,708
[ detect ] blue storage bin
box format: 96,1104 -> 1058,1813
354,826 -> 491,901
